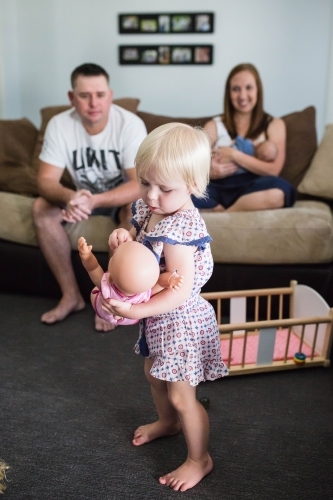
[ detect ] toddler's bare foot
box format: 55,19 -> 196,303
132,421 -> 181,446
159,454 -> 213,492
95,314 -> 117,332
41,296 -> 85,324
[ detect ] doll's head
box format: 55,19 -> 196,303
108,241 -> 159,296
135,122 -> 211,199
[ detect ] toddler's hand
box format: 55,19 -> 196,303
101,298 -> 135,320
108,228 -> 133,251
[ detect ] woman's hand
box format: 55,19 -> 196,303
213,146 -> 236,164
211,151 -> 238,179
108,228 -> 133,251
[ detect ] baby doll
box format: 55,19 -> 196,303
78,237 -> 183,325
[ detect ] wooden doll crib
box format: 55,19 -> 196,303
201,281 -> 333,376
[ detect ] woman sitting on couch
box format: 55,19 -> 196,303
192,63 -> 296,212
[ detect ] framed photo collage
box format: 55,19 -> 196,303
118,12 -> 214,66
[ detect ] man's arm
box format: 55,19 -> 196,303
38,162 -> 92,222
37,161 -> 76,206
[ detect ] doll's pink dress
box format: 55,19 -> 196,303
93,274 -> 151,325
131,199 -> 229,386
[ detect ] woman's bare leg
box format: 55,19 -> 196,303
226,188 -> 284,212
132,359 -> 181,446
159,380 -> 212,492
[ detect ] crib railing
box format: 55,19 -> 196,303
201,281 -> 333,376
201,281 -> 296,325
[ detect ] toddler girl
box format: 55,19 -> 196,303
104,122 -> 229,492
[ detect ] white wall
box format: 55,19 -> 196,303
1,0 -> 333,139
326,5 -> 333,125
0,0 -> 22,118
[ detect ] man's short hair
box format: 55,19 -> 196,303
70,63 -> 110,88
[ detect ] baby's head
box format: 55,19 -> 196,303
255,140 -> 278,162
108,241 -> 159,296
135,122 -> 211,198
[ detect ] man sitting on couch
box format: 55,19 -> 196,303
32,63 -> 147,331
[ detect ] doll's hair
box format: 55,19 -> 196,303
135,122 -> 211,198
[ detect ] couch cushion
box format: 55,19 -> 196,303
0,192 -> 38,245
280,106 -> 317,188
0,118 -> 39,196
202,200 -> 333,264
0,191 -> 116,251
297,124 -> 333,200
1,192 -> 332,265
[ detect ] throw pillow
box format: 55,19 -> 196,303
0,118 -> 39,196
297,124 -> 333,199
280,106 -> 317,188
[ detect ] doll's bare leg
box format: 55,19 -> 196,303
159,380 -> 212,492
33,198 -> 85,324
90,290 -> 117,332
94,315 -> 116,332
132,358 -> 181,446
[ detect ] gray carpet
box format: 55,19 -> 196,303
0,292 -> 332,500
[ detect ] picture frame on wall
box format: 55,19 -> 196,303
118,13 -> 214,34
119,45 -> 213,65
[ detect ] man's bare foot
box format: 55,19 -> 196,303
41,296 -> 86,324
95,314 -> 117,332
132,420 -> 181,446
159,454 -> 213,492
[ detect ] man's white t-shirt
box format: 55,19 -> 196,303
39,104 -> 147,193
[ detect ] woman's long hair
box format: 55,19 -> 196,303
223,63 -> 271,140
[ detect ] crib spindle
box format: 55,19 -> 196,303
284,327 -> 292,363
217,298 -> 221,325
311,323 -> 320,360
267,294 -> 271,320
241,330 -> 248,367
298,324 -> 306,353
279,294 -> 283,321
227,331 -> 233,369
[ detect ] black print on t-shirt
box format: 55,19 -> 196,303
72,148 -> 121,171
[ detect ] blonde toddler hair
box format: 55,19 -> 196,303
135,122 -> 211,198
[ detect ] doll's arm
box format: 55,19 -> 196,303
78,237 -> 104,288
151,270 -> 184,296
